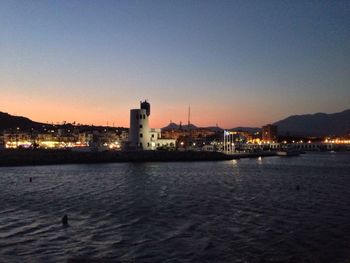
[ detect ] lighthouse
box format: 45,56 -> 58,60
129,100 -> 151,149
128,100 -> 176,150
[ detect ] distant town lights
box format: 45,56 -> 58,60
5,141 -> 31,149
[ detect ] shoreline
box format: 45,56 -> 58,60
0,149 -> 279,167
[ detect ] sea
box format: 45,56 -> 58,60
0,152 -> 350,263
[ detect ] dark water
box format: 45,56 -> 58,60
1,153 -> 350,263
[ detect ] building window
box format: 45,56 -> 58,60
147,143 -> 150,147
140,124 -> 143,128
140,114 -> 142,119
143,114 -> 146,119
151,134 -> 154,138
140,133 -> 143,138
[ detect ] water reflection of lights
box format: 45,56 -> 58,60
231,159 -> 240,176
258,156 -> 262,164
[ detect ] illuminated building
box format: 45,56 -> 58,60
262,124 -> 278,143
0,133 -> 5,149
161,127 -> 215,141
78,132 -> 93,145
4,131 -> 33,148
129,100 -> 176,150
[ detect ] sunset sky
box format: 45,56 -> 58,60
1,1 -> 349,128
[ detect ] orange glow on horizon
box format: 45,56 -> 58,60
1,91 -> 277,129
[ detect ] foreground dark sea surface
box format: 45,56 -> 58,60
1,153 -> 350,263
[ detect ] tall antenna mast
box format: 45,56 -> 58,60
188,104 -> 191,130
188,104 -> 193,143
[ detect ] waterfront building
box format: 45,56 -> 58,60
37,132 -> 59,148
129,100 -> 176,150
244,142 -> 281,152
294,142 -> 334,151
119,130 -> 129,142
78,132 -> 93,146
4,131 -> 33,148
202,144 -> 215,152
262,124 -> 278,143
161,127 -> 215,141
0,133 -> 4,149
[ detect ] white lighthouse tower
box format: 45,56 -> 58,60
129,100 -> 151,150
128,100 -> 176,150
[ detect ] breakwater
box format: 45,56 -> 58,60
0,149 -> 278,167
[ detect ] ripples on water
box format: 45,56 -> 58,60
1,152 -> 350,262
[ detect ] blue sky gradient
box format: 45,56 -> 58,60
1,1 -> 349,127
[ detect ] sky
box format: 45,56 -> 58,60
1,1 -> 349,128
